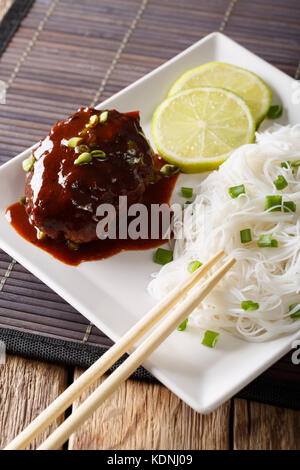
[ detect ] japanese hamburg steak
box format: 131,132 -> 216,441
24,108 -> 155,243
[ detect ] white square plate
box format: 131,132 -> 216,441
0,33 -> 299,413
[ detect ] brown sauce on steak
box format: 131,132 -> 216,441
6,108 -> 178,266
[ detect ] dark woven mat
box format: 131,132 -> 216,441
0,0 -> 299,409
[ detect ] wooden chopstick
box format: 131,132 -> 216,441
37,256 -> 235,450
4,249 -> 227,450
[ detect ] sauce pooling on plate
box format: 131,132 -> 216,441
6,107 -> 178,266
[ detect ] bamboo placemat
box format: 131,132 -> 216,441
0,0 -> 299,408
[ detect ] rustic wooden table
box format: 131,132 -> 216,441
0,0 -> 299,451
0,354 -> 299,450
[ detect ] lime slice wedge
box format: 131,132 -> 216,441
152,87 -> 255,173
168,62 -> 271,125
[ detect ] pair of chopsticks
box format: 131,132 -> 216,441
5,249 -> 235,450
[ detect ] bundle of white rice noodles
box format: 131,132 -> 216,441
148,124 -> 300,342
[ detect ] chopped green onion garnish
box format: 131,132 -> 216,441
264,195 -> 282,212
257,233 -> 278,248
188,260 -> 202,274
228,184 -> 245,199
177,318 -> 188,331
289,304 -> 300,319
283,201 -> 296,212
68,137 -> 83,148
241,300 -> 260,311
240,228 -> 252,244
74,152 -> 92,165
184,200 -> 192,205
201,330 -> 219,348
273,175 -> 288,190
291,160 -> 300,168
79,127 -> 88,136
38,231 -> 46,240
100,111 -> 109,123
127,139 -> 137,150
22,156 -> 35,172
91,149 -> 106,159
160,164 -> 180,177
86,114 -> 99,127
19,196 -> 26,205
267,104 -> 283,119
129,156 -> 143,166
281,161 -> 290,169
154,248 -> 173,265
67,240 -> 80,251
181,187 -> 193,198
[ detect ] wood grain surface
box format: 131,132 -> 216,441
1,357 -> 299,450
69,370 -> 231,450
233,399 -> 300,450
0,355 -> 67,449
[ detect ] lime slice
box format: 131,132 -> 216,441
152,87 -> 255,173
168,62 -> 271,125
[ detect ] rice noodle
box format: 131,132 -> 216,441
148,124 -> 300,342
